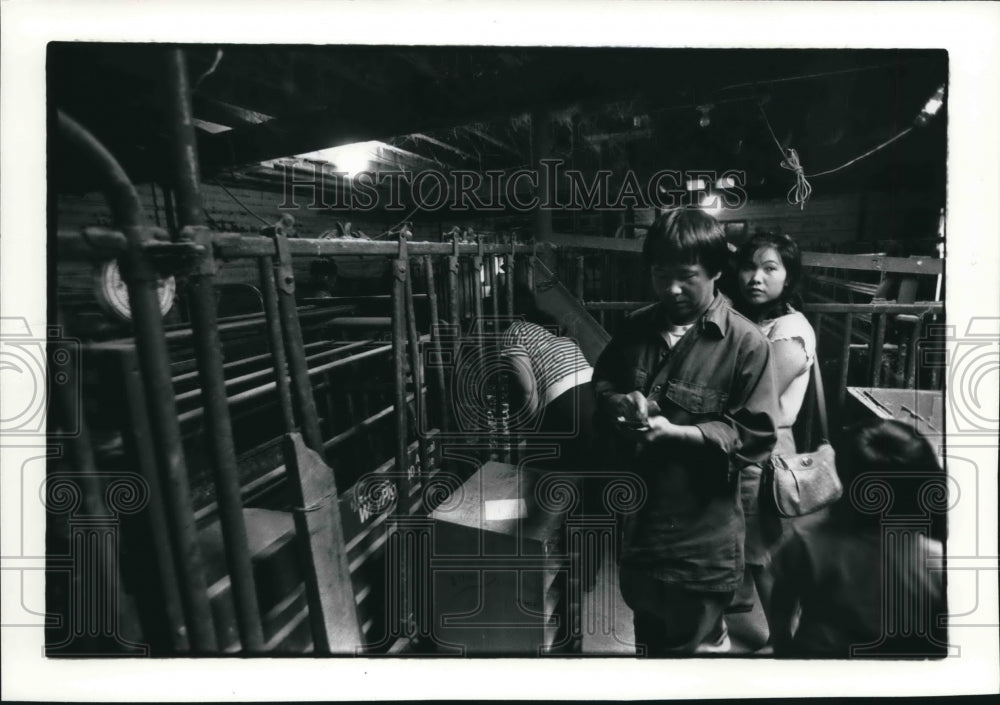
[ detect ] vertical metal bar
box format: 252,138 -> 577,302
532,108 -> 554,244
575,255 -> 585,301
448,235 -> 461,340
424,255 -> 449,432
905,313 -> 924,389
527,245 -> 536,295
257,255 -> 295,432
56,110 -> 217,652
390,236 -> 412,642
488,255 -> 500,320
166,48 -> 264,651
118,345 -> 188,652
268,225 -> 325,453
161,185 -> 178,239
838,313 -> 854,412
392,239 -> 411,494
404,248 -> 430,476
870,313 -> 887,387
473,236 -> 486,361
505,251 -> 515,316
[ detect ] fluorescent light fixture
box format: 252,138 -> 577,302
923,86 -> 945,116
297,140 -> 382,177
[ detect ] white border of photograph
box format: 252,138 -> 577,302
2,0 -> 998,700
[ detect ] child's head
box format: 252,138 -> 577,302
840,419 -> 943,522
735,231 -> 803,319
642,209 -> 728,323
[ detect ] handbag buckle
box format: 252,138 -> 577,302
800,456 -> 814,467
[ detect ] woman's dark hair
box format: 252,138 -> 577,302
733,231 -> 804,321
837,419 -> 945,537
642,208 -> 728,276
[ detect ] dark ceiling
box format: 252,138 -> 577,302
48,43 -> 947,211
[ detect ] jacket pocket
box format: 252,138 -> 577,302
632,366 -> 648,390
663,379 -> 728,415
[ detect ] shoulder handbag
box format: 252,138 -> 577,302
769,355 -> 843,517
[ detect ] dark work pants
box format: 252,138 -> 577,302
620,565 -> 734,656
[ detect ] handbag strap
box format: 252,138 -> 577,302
811,354 -> 829,441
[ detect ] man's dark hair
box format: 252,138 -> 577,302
641,208 -> 729,276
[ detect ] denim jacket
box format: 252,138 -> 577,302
593,293 -> 779,591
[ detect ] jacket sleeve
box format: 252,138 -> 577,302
592,329 -> 633,420
694,330 -> 778,467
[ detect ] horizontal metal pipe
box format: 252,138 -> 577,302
162,305 -> 355,342
580,300 -> 944,315
176,337 -> 428,424
175,340 -> 371,404
59,226 -> 944,276
326,317 -> 393,329
323,391 -> 418,450
172,340 -> 335,385
801,302 -> 943,315
301,294 -> 428,303
213,233 -> 538,259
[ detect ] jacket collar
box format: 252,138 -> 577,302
655,292 -> 729,339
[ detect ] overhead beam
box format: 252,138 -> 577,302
196,53 -> 675,172
464,125 -> 522,157
407,133 -> 475,162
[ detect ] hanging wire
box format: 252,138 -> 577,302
758,100 -> 920,209
211,179 -> 271,225
758,102 -> 812,209
805,127 -> 913,177
372,204 -> 422,240
194,49 -> 224,90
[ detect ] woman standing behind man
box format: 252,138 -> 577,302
731,231 -> 817,648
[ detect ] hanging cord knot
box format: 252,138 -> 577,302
780,147 -> 812,209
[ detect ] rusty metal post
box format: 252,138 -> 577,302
904,314 -> 925,389
390,233 -> 414,642
527,242 -> 538,297
258,255 -> 296,431
838,313 -> 854,412
424,254 -> 449,432
488,255 -> 500,320
869,313 -> 887,387
166,48 -> 264,651
448,234 -> 461,346
118,345 -> 188,652
56,109 -> 217,652
392,236 -> 412,497
505,247 -> 515,317
532,108 -> 554,245
267,223 -> 325,453
473,235 -> 486,366
404,243 -> 430,479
